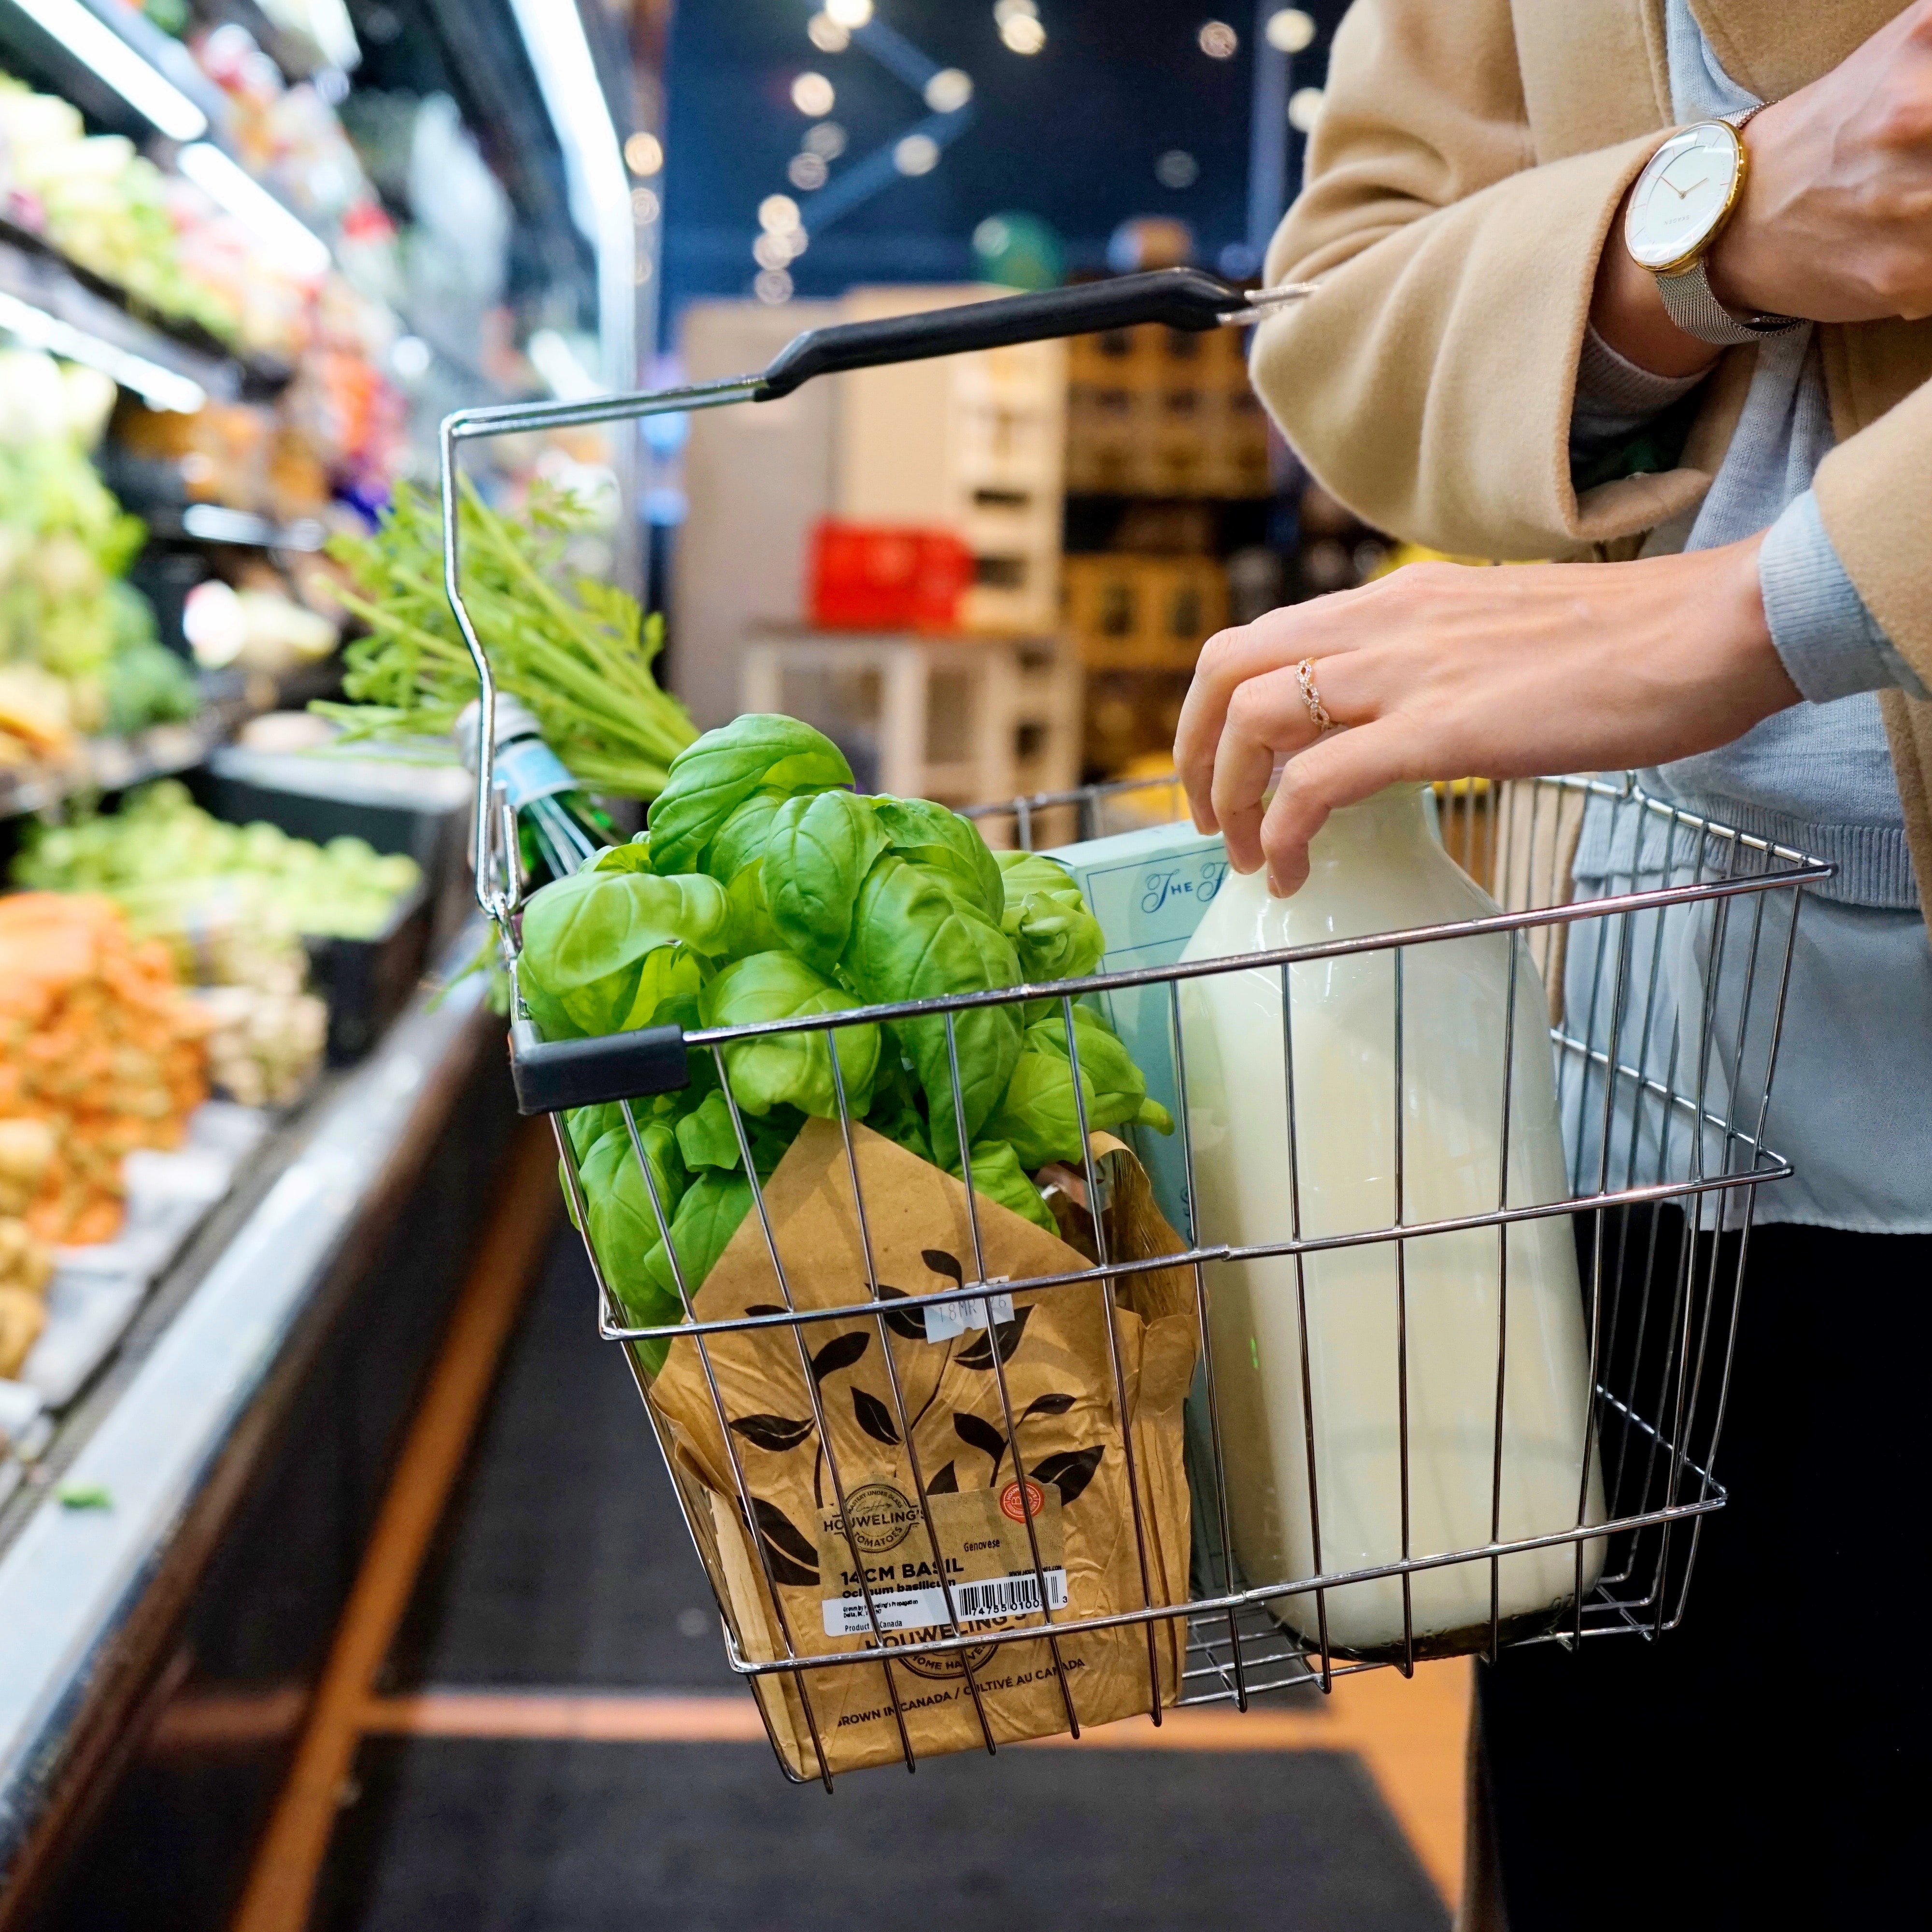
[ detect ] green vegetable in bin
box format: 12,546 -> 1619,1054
955,1139 -> 1059,1235
997,851 -> 1107,982
844,853 -> 1024,1170
518,868 -> 731,1036
871,796 -> 1004,922
763,788 -> 887,976
517,713 -> 1172,1324
699,951 -> 881,1119
647,715 -> 853,876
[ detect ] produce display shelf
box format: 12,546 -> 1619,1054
0,224 -> 286,408
0,691 -> 249,824
0,929 -> 496,1876
139,502 -> 329,554
0,664 -> 343,824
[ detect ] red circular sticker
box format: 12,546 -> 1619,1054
1000,1479 -> 1046,1524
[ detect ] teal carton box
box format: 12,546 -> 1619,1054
1046,818 -> 1230,1238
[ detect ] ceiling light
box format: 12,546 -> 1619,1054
754,268 -> 794,306
792,71 -> 836,115
0,288 -> 206,412
507,0 -> 635,388
999,14 -> 1046,54
625,131 -> 663,176
804,121 -> 848,158
788,151 -> 829,191
894,133 -> 939,176
178,144 -> 332,276
924,68 -> 973,112
630,186 -> 660,224
753,232 -> 792,272
758,193 -> 802,234
824,0 -> 873,25
807,14 -> 849,52
9,0 -> 209,140
1265,8 -> 1316,53
1198,20 -> 1237,57
993,0 -> 1036,21
1156,149 -> 1200,188
391,334 -> 431,380
1288,85 -> 1324,131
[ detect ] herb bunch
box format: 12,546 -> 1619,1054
317,479 -> 696,797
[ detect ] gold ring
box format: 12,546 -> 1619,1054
1296,657 -> 1337,734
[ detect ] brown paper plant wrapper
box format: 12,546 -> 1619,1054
639,1118 -> 1198,1780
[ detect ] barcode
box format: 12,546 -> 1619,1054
956,1570 -> 1069,1621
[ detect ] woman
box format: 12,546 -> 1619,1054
1176,2 -> 1930,1923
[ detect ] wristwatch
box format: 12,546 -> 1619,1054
1623,111 -> 1801,345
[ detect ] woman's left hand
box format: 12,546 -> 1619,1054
1173,538 -> 1800,895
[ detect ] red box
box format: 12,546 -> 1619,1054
808,520 -> 972,632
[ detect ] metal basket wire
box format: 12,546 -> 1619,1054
439,277 -> 1833,1785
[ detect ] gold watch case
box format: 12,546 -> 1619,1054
1624,121 -> 1748,279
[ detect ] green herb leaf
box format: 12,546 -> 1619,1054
955,1138 -> 1057,1234
763,789 -> 888,976
997,851 -> 1106,981
647,715 -> 852,875
871,797 -> 1004,923
699,951 -> 881,1119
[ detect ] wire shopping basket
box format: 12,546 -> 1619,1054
440,275 -> 1833,1786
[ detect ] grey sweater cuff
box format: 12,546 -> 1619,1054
1759,490 -> 1930,704
1570,325 -> 1705,460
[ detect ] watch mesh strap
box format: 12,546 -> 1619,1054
1657,258 -> 1801,346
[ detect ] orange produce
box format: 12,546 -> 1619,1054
0,894 -> 210,1244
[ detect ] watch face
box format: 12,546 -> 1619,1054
1626,123 -> 1743,271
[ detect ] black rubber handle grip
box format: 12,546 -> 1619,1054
757,268 -> 1248,399
510,1020 -> 691,1116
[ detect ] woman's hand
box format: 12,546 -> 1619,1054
1592,1 -> 1932,373
1713,0 -> 1932,325
1173,541 -> 1799,895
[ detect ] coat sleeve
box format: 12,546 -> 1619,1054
1814,373 -> 1932,691
1250,0 -> 1701,560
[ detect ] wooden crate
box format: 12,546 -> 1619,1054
1062,554 -> 1229,670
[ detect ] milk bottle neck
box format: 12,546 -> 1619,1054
1304,783 -> 1435,881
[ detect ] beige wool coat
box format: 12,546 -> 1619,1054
1250,0 -> 1932,922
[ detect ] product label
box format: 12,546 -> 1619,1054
495,735 -> 578,809
921,1286 -> 1013,1344
817,1479 -> 1068,1638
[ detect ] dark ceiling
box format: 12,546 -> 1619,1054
662,0 -> 1351,330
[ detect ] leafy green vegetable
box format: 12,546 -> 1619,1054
956,1139 -> 1059,1235
519,867 -> 730,1036
700,951 -> 881,1119
705,789 -> 789,882
763,788 -> 887,975
872,797 -> 1004,923
844,853 -> 1024,1169
997,851 -> 1106,982
629,1172 -> 756,1373
647,714 -> 852,876
516,717 -> 1174,1307
722,865 -> 786,958
318,479 -> 696,798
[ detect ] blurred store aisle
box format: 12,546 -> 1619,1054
240,1143 -> 1459,1932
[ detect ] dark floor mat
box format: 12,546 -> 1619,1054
386,1229 -> 741,1691
317,1736 -> 1449,1932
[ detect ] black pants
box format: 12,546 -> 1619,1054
1477,1218 -> 1930,1930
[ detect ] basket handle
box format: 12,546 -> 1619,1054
758,268 -> 1298,397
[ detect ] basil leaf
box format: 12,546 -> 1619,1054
763,789 -> 887,976
997,851 -> 1106,981
955,1138 -> 1057,1235
699,950 -> 881,1119
871,797 -> 1003,923
705,788 -> 788,882
647,715 -> 852,875
981,1048 -> 1094,1170
845,854 -> 1024,1169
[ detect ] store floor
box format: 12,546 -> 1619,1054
252,1135 -> 1460,1932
